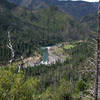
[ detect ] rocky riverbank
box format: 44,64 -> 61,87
23,54 -> 42,67
22,43 -> 68,67
47,45 -> 66,65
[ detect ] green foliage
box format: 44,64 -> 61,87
0,1 -> 96,99
77,80 -> 88,92
0,67 -> 40,100
81,13 -> 97,32
40,87 -> 53,100
0,0 -> 91,64
21,41 -> 93,100
39,79 -> 74,100
0,68 -> 13,99
0,40 -> 94,100
8,0 -> 98,19
64,44 -> 75,50
53,79 -> 73,100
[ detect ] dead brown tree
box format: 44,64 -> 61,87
94,1 -> 100,100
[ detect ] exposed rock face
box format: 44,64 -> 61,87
23,55 -> 42,67
47,45 -> 66,65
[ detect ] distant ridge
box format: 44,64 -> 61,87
7,0 -> 98,19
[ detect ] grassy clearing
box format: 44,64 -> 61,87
64,44 -> 75,50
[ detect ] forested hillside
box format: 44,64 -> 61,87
0,0 -> 99,99
7,0 -> 98,19
0,0 -> 91,64
81,13 -> 97,32
45,0 -> 98,19
0,41 -> 96,100
7,0 -> 48,9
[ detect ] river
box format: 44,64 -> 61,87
23,45 -> 65,67
40,45 -> 64,65
40,47 -> 49,65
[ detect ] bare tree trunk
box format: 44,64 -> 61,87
94,1 -> 100,100
18,56 -> 24,72
7,31 -> 24,72
7,31 -> 15,63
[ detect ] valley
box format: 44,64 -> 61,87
21,40 -> 90,67
20,42 -> 68,67
0,0 -> 100,100
0,0 -> 92,65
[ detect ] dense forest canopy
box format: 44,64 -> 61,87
7,0 -> 98,19
0,0 -> 93,64
0,41 -> 95,100
0,0 -> 99,100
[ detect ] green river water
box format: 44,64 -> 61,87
41,47 -> 49,63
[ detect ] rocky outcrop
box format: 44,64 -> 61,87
23,55 -> 42,67
47,46 -> 66,65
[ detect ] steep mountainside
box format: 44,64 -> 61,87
7,0 -> 48,9
0,0 -> 90,64
7,0 -> 98,19
81,13 -> 97,32
45,0 -> 98,19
